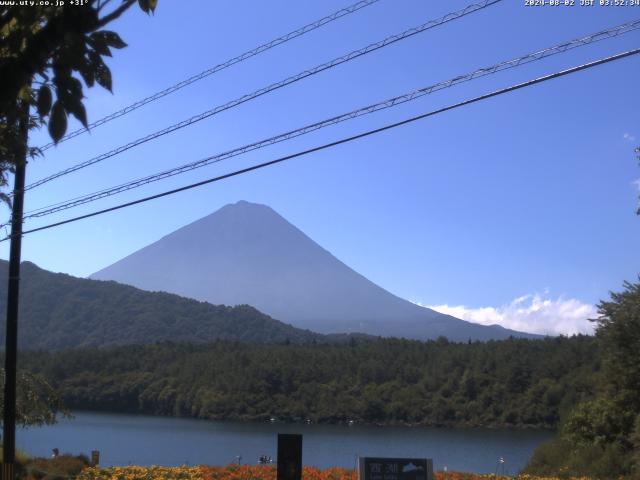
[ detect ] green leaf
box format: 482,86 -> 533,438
138,0 -> 150,13
80,52 -> 99,87
66,98 -> 88,128
55,74 -> 83,99
67,76 -> 83,98
95,62 -> 112,92
48,101 -> 67,143
138,0 -> 157,13
99,30 -> 127,49
78,64 -> 95,87
88,34 -> 111,57
18,85 -> 31,101
37,85 -> 52,118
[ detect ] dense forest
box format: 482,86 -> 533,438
21,335 -> 598,429
0,261 -> 342,349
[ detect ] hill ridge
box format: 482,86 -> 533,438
0,260 -> 331,350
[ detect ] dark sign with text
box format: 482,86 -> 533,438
358,457 -> 433,480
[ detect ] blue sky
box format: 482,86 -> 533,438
2,0 -> 639,335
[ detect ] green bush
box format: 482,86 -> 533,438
0,447 -> 31,478
523,436 -> 633,479
25,454 -> 90,480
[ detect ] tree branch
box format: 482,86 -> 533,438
97,0 -> 115,14
96,0 -> 136,28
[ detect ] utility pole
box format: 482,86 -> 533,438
2,99 -> 29,480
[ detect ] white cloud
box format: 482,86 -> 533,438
415,293 -> 598,336
633,178 -> 640,192
623,133 -> 636,142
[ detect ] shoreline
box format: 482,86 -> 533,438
59,408 -> 557,432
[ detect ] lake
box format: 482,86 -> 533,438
18,411 -> 552,474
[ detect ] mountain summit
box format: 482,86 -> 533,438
91,201 -> 536,341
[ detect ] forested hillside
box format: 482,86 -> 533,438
0,261 -> 329,349
22,336 -> 598,428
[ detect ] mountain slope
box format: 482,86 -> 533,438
92,201 -> 537,341
0,260 -> 326,350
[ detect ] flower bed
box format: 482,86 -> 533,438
73,465 -> 597,480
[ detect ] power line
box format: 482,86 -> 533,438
22,19 -> 640,220
25,0 -> 503,192
7,47 -> 638,241
37,0 -> 382,151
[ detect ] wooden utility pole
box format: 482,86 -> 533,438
2,99 -> 29,480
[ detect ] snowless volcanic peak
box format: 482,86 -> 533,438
91,200 -> 538,341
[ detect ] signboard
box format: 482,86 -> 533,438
277,434 -> 302,480
358,457 -> 434,480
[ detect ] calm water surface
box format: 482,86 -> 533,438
18,411 -> 552,474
